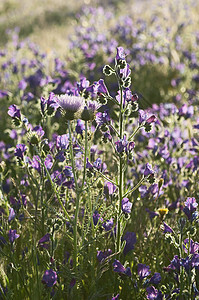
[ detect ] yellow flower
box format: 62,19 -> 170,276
158,208 -> 169,218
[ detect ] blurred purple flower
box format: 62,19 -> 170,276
116,46 -> 126,60
149,273 -> 161,285
8,229 -> 20,243
146,286 -> 163,300
38,233 -> 50,249
137,263 -> 151,280
183,197 -> 198,221
8,208 -> 16,222
122,197 -> 132,214
42,269 -> 57,287
113,259 -> 131,277
122,231 -> 136,256
76,119 -> 85,135
15,144 -> 27,159
183,238 -> 199,254
144,163 -> 155,177
97,249 -> 112,262
163,222 -> 173,234
8,105 -> 21,119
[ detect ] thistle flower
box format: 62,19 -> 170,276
56,94 -> 85,120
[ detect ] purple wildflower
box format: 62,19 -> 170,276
113,260 -> 131,277
8,105 -> 21,119
14,144 -> 27,159
8,208 -> 16,222
144,163 -> 155,177
115,135 -> 128,153
8,229 -> 20,243
38,233 -> 50,249
122,197 -> 132,214
56,134 -> 69,149
104,181 -> 116,198
87,79 -> 108,95
149,273 -> 161,285
183,197 -> 198,221
96,110 -> 110,126
76,119 -> 85,135
183,239 -> 199,254
122,231 -> 136,256
146,286 -> 163,300
137,263 -> 151,281
163,222 -> 173,234
116,47 -> 126,60
42,269 -> 57,287
97,249 -> 112,262
103,218 -> 113,231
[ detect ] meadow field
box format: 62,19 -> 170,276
0,0 -> 199,299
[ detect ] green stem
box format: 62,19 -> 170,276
39,155 -> 71,223
116,83 -> 124,254
81,121 -> 88,190
128,125 -> 142,141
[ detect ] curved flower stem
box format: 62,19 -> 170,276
123,176 -> 146,198
128,125 -> 142,141
96,170 -> 118,187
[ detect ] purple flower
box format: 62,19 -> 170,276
146,286 -> 163,300
18,79 -> 27,90
181,256 -> 192,273
38,233 -> 50,249
42,269 -> 57,287
77,77 -> 90,92
93,158 -> 102,170
14,144 -> 27,159
146,115 -> 157,124
8,105 -> 21,119
111,294 -> 120,300
103,218 -> 113,231
31,155 -> 41,173
183,238 -> 199,254
113,260 -> 131,277
44,155 -> 53,170
163,222 -> 173,234
8,208 -> 16,222
183,197 -> 198,221
97,249 -> 112,262
116,46 -> 126,60
56,94 -> 85,120
137,263 -> 151,280
87,79 -> 108,95
93,210 -> 102,226
122,197 -> 132,214
96,110 -> 110,126
56,134 -> 69,149
149,273 -> 161,285
164,255 -> 181,273
76,119 -> 85,135
144,163 -> 155,177
115,135 -> 128,153
122,231 -> 136,256
8,229 -> 20,243
104,181 -> 116,198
